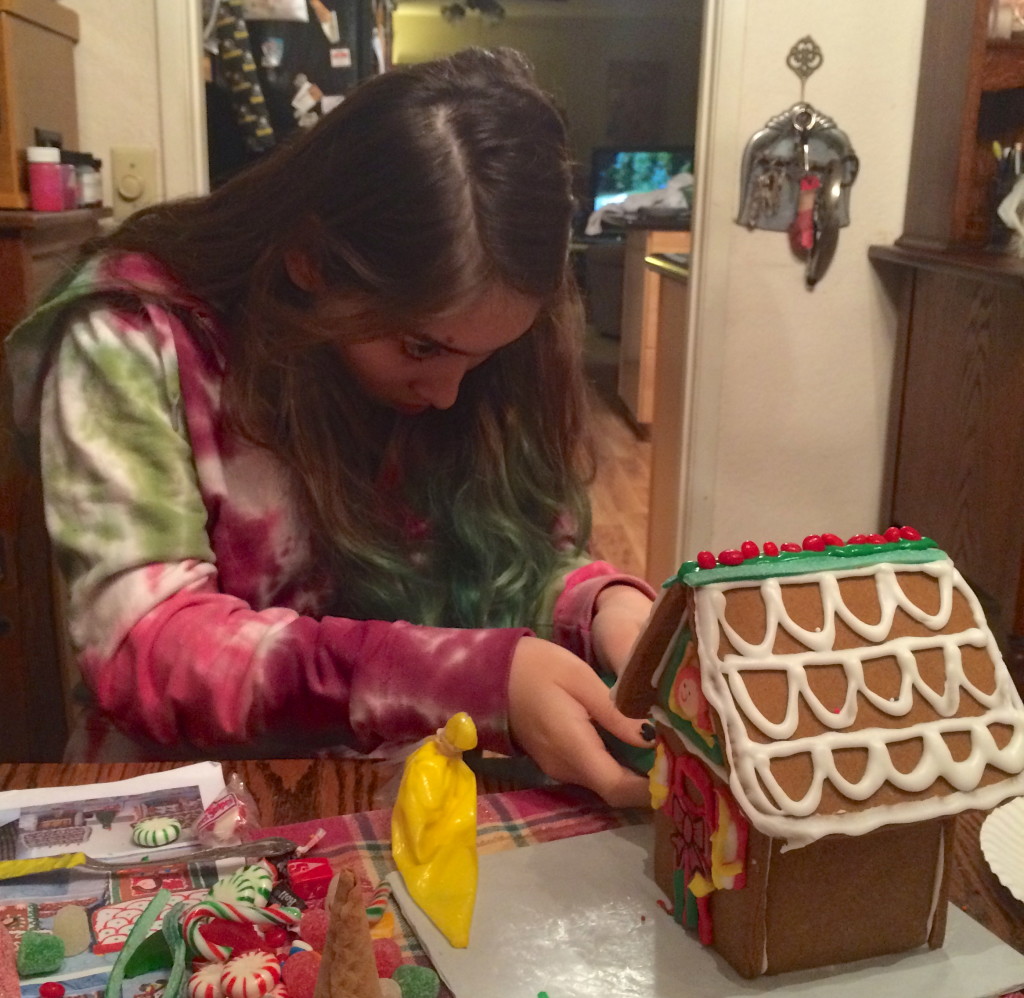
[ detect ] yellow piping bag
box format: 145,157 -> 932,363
391,712 -> 478,948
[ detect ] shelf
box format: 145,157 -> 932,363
984,40 -> 1024,91
0,206 -> 111,231
870,242 -> 1024,289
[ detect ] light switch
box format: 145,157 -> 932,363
111,146 -> 159,221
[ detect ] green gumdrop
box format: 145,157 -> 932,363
391,964 -> 440,998
15,931 -> 65,978
123,928 -> 173,977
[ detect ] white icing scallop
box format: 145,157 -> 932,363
692,558 -> 1024,848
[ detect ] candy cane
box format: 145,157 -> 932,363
182,901 -> 300,962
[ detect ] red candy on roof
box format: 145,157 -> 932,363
690,525 -> 923,570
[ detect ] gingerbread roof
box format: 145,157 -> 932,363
616,532 -> 1024,847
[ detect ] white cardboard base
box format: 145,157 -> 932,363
389,824 -> 1024,998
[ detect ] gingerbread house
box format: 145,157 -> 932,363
614,527 -> 1024,978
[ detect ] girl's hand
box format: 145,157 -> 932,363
508,636 -> 652,808
591,584 -> 655,678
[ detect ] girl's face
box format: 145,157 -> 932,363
335,284 -> 542,414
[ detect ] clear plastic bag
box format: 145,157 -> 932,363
194,771 -> 262,846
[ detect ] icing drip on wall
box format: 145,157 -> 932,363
693,559 -> 1024,848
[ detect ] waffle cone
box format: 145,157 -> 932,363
313,869 -> 382,998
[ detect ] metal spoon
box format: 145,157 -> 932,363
0,835 -> 297,880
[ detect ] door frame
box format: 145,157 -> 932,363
155,0 -> 208,199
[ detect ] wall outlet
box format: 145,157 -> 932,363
110,146 -> 159,221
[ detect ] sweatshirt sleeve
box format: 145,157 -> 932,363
39,306 -> 526,756
550,561 -> 657,669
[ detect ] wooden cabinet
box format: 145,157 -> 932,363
617,227 -> 691,427
644,256 -> 690,588
0,207 -> 104,761
0,1 -> 80,209
871,245 -> 1024,673
900,0 -> 1024,250
877,0 -> 1024,690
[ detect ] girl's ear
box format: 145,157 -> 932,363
284,248 -> 324,293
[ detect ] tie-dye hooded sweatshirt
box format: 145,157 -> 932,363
5,253 -> 654,761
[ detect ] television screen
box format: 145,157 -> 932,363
590,146 -> 694,211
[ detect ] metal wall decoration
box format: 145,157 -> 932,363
737,37 -> 859,288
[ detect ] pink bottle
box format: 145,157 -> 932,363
27,146 -> 63,211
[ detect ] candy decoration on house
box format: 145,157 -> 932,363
613,527 -> 1024,978
737,37 -> 859,288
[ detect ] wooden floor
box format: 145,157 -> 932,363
584,332 -> 651,582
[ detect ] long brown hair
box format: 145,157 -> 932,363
89,47 -> 596,626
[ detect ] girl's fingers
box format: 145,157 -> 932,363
571,667 -> 651,747
544,709 -> 649,808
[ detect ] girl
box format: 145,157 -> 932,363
5,48 -> 655,806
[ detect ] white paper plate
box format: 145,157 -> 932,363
390,825 -> 1024,998
981,795 -> 1024,903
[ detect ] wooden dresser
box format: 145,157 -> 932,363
871,244 -> 1024,672
0,207 -> 106,761
617,227 -> 691,429
870,0 -> 1024,683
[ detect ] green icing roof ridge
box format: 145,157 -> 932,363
674,538 -> 945,588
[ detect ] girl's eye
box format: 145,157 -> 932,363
401,337 -> 442,360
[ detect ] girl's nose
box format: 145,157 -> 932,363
416,360 -> 466,410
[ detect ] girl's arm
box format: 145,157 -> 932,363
549,562 -> 656,677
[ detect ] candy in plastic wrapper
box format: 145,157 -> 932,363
285,859 -> 333,902
196,772 -> 261,847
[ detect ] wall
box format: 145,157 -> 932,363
392,0 -> 703,171
62,0 -> 164,209
680,0 -> 926,557
65,0 -> 927,563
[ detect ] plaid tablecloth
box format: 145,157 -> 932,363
259,786 -> 650,994
258,788 -> 1024,998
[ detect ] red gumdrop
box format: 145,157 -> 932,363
696,550 -> 716,569
762,541 -> 779,557
802,535 -> 825,551
740,540 -> 759,559
297,908 -> 328,953
281,951 -> 322,998
718,549 -> 743,566
780,542 -> 801,552
821,533 -> 844,547
40,985 -> 65,998
883,526 -> 901,542
867,533 -> 886,544
899,525 -> 921,540
372,937 -> 403,979
263,926 -> 291,950
200,919 -> 268,954
847,534 -> 868,545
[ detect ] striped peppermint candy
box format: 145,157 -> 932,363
132,817 -> 182,848
188,963 -> 226,998
211,866 -> 273,907
220,951 -> 281,998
